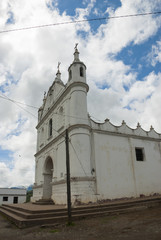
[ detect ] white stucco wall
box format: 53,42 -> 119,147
93,132 -> 161,200
130,139 -> 161,196
52,179 -> 96,204
0,188 -> 26,205
69,128 -> 91,177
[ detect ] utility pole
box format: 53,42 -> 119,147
65,128 -> 72,224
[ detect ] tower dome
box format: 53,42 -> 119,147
68,44 -> 86,83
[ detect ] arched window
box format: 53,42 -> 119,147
80,66 -> 83,77
49,118 -> 52,137
69,70 -> 72,80
58,106 -> 64,130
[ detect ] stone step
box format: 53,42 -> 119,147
75,197 -> 161,211
2,197 -> 160,219
3,196 -> 161,214
0,208 -> 68,228
76,198 -> 161,212
1,203 -> 66,214
0,205 -> 67,219
0,204 -> 148,228
1,196 -> 161,228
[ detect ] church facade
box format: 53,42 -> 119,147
32,46 -> 161,204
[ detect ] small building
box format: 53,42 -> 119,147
0,188 -> 27,205
32,45 -> 161,205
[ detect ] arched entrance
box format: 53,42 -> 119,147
43,157 -> 53,199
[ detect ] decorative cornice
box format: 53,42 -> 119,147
51,179 -> 66,185
68,124 -> 91,132
93,128 -> 161,142
90,118 -> 161,141
70,176 -> 95,182
51,176 -> 95,186
33,184 -> 43,189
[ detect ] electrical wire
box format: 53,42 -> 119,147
0,93 -> 103,122
8,100 -> 37,119
0,11 -> 161,34
0,93 -> 37,119
0,94 -> 38,109
70,141 -> 97,197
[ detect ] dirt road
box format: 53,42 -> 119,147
0,205 -> 161,240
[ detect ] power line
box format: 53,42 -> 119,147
0,93 -> 37,118
0,94 -> 38,109
14,104 -> 37,118
0,11 -> 161,34
0,93 -> 90,121
70,141 -> 97,196
0,93 -> 103,122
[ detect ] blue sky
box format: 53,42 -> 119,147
0,147 -> 13,165
0,0 -> 161,187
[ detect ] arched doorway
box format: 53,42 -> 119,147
43,157 -> 53,199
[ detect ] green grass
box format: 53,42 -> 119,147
66,221 -> 75,227
50,229 -> 60,233
101,215 -> 118,223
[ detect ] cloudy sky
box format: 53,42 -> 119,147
0,0 -> 161,188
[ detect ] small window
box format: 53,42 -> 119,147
69,70 -> 72,80
3,197 -> 8,202
80,67 -> 83,77
49,118 -> 52,137
135,148 -> 144,161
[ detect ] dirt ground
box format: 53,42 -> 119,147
0,205 -> 161,240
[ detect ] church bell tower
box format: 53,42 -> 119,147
32,45 -> 96,205
67,44 -> 89,126
68,43 -> 87,84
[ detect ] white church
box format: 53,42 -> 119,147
32,45 -> 161,204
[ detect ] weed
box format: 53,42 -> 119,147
101,215 -> 118,223
66,221 -> 75,227
50,229 -> 59,233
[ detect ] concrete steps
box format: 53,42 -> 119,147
0,196 -> 161,228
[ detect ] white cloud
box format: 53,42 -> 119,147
136,72 -> 161,131
94,1 -> 160,55
149,40 -> 161,66
122,72 -> 157,107
0,162 -> 12,188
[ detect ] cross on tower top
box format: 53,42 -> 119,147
74,43 -> 80,61
57,62 -> 61,71
75,43 -> 78,51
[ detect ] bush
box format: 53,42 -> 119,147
26,190 -> 33,202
